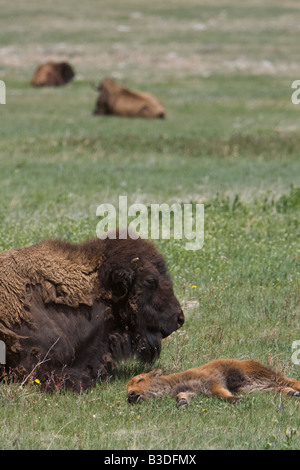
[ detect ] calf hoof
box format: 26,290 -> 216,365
177,398 -> 188,409
231,397 -> 243,404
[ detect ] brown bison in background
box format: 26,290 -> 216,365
31,61 -> 75,87
93,78 -> 166,118
0,235 -> 184,391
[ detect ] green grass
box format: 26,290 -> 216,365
0,0 -> 300,450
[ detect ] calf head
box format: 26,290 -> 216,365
127,369 -> 163,403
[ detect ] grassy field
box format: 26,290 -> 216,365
0,0 -> 300,450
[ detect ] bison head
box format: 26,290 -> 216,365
58,62 -> 75,84
99,236 -> 184,363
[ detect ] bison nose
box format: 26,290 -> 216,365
177,311 -> 184,328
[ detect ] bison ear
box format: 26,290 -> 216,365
103,266 -> 135,302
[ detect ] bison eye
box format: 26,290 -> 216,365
144,278 -> 158,289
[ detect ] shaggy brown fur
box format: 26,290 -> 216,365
31,62 -> 75,87
127,359 -> 300,407
93,78 -> 166,118
0,240 -> 101,328
0,235 -> 184,390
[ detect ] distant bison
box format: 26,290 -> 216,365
93,78 -> 166,118
31,61 -> 75,87
0,235 -> 184,391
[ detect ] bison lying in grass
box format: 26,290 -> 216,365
0,235 -> 184,391
31,61 -> 75,87
93,78 -> 166,118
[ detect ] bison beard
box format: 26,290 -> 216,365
0,236 -> 184,391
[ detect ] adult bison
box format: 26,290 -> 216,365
0,235 -> 184,391
93,78 -> 166,118
31,61 -> 75,87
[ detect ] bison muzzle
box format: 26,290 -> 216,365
0,235 -> 183,391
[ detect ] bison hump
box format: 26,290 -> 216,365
0,242 -> 102,328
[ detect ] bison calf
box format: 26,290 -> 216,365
0,235 -> 183,391
31,61 -> 75,87
127,359 -> 300,407
93,78 -> 166,118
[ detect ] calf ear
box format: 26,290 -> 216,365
149,369 -> 163,377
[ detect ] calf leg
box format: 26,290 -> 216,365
277,378 -> 300,397
280,386 -> 300,397
211,383 -> 241,403
176,391 -> 196,408
287,378 -> 300,394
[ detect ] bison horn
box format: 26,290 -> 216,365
131,257 -> 140,269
